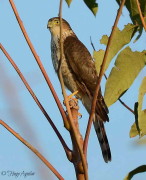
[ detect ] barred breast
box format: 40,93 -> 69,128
51,37 -> 81,96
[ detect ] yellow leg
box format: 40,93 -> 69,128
64,90 -> 78,105
64,90 -> 82,118
67,90 -> 79,99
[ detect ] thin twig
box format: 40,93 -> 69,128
68,99 -> 85,180
83,0 -> 126,155
90,36 -> 95,51
118,99 -> 135,114
0,120 -> 64,180
0,44 -> 72,158
58,1 -> 88,179
136,0 -> 146,31
9,0 -> 68,127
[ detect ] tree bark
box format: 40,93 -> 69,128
68,99 -> 87,180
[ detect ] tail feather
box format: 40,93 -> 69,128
82,94 -> 111,162
96,101 -> 109,122
93,114 -> 111,162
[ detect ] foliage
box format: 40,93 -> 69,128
94,23 -> 146,107
116,0 -> 146,39
83,0 -> 98,16
130,77 -> 146,137
94,24 -> 137,74
65,0 -> 72,6
104,48 -> 146,107
65,0 -> 98,15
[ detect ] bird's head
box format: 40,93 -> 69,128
47,17 -> 73,36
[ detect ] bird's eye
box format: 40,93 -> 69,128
54,20 -> 59,24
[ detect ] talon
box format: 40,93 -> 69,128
63,91 -> 82,118
63,91 -> 82,119
63,90 -> 79,106
67,90 -> 79,100
78,112 -> 82,119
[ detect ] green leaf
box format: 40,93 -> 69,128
83,0 -> 98,16
65,0 -> 72,6
94,24 -> 137,74
104,47 -> 146,107
130,123 -> 139,138
130,77 -> 146,138
94,50 -> 104,74
137,77 -> 146,136
116,0 -> 146,39
124,165 -> 146,180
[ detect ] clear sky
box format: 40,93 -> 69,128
0,0 -> 146,180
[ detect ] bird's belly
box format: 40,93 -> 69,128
61,60 -> 79,93
52,55 -> 79,93
51,40 -> 81,98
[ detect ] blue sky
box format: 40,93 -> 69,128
0,0 -> 146,180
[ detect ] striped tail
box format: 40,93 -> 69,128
93,114 -> 111,162
81,93 -> 111,162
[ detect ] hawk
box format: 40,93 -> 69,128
47,17 -> 111,162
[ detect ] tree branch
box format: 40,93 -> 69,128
83,0 -> 126,155
0,44 -> 72,159
68,100 -> 85,180
58,1 -> 88,179
9,0 -> 68,127
0,120 -> 64,180
136,0 -> 146,31
118,99 -> 135,114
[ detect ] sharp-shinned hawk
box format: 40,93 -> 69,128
47,17 -> 111,162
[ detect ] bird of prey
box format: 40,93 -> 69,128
47,17 -> 111,162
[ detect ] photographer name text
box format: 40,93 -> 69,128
1,170 -> 35,178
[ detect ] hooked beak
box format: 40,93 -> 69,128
47,21 -> 52,29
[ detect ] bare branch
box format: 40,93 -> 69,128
68,99 -> 85,180
9,0 -> 68,127
118,99 -> 135,114
0,120 -> 64,180
83,0 -> 127,155
0,44 -> 72,158
136,0 -> 146,31
58,1 -> 88,179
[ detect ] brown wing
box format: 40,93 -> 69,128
63,36 -> 97,94
63,36 -> 109,121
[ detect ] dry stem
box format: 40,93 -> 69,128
58,1 -> 88,179
0,43 -> 72,159
83,0 -> 127,155
0,120 -> 64,180
69,100 -> 85,180
136,0 -> 146,31
9,0 -> 68,129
